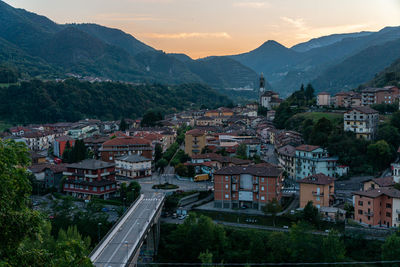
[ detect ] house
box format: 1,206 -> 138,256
260,91 -> 280,110
68,124 -> 99,139
242,138 -> 261,158
44,164 -> 67,190
361,86 -> 399,106
317,92 -> 331,107
344,106 -> 379,140
29,151 -> 47,164
353,188 -> 400,228
99,137 -> 152,162
115,154 -> 152,179
277,145 -> 296,179
334,91 -> 361,108
214,165 -> 284,210
23,131 -> 55,151
185,129 -> 206,157
298,173 -> 335,209
83,135 -> 109,159
362,177 -> 395,191
295,145 -> 338,180
53,136 -> 75,158
63,159 -> 117,199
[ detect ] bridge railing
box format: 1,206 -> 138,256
89,194 -> 144,261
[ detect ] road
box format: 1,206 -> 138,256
92,192 -> 164,267
138,174 -> 213,193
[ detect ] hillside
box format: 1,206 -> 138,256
0,79 -> 232,124
311,38 -> 400,93
365,58 -> 400,88
0,1 -> 258,91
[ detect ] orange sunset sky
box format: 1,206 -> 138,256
4,0 -> 400,58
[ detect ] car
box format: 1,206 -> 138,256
290,210 -> 295,215
172,213 -> 177,219
283,225 -> 289,229
101,207 -> 109,212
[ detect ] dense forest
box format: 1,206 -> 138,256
0,79 -> 232,124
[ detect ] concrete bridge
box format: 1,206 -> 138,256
90,192 -> 165,267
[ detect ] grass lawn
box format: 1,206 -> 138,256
0,82 -> 19,88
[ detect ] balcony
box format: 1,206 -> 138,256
363,211 -> 374,216
396,218 -> 400,223
396,209 -> 400,214
253,187 -> 259,192
312,191 -> 324,196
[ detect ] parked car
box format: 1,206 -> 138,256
101,207 -> 109,212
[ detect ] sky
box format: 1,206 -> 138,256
4,0 -> 400,58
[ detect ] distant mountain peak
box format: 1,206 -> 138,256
259,40 -> 287,49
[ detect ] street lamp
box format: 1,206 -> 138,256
124,240 -> 129,263
97,222 -> 102,242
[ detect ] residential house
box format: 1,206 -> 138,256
185,129 -> 206,157
334,91 -> 361,108
277,145 -> 296,179
317,92 -> 331,107
63,159 -> 117,199
299,173 -> 335,209
344,106 -> 379,140
214,165 -> 284,210
100,137 -> 152,162
44,164 -> 67,190
361,86 -> 399,106
115,154 -> 152,179
295,145 -> 338,180
23,131 -> 55,151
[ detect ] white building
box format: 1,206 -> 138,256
317,92 -> 331,106
295,145 -> 339,180
344,106 -> 379,140
115,154 -> 152,179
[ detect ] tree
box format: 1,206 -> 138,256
305,83 -> 315,101
119,118 -> 128,131
322,230 -> 345,262
0,139 -> 42,263
236,143 -> 247,159
262,198 -> 282,226
62,141 -> 72,163
377,124 -> 400,148
199,250 -> 213,267
367,140 -> 393,171
141,109 -> 163,127
382,231 -> 400,261
175,163 -> 188,177
156,158 -> 168,173
154,143 -> 163,163
302,201 -> 320,226
309,117 -> 333,147
70,140 -> 87,163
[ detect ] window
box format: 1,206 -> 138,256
109,156 -> 113,160
316,196 -> 320,201
386,212 -> 391,217
225,176 -> 229,182
261,178 -> 264,182
232,193 -> 235,198
100,187 -> 104,191
358,201 -> 363,206
112,184 -> 115,188
368,201 -> 370,205
261,186 -> 264,191
106,185 -> 110,190
261,196 -> 265,201
65,184 -> 69,188
358,210 -> 363,215
225,194 -> 229,199
386,203 -> 392,208
225,184 -> 229,189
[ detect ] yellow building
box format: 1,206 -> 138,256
184,129 -> 206,157
344,106 -> 379,140
298,173 -> 335,209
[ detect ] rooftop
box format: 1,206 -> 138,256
67,159 -> 115,170
214,165 -> 283,177
116,154 -> 151,163
295,144 -> 320,152
298,173 -> 335,185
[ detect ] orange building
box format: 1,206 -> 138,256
184,129 -> 206,157
298,173 -> 335,209
353,188 -> 400,228
214,165 -> 283,210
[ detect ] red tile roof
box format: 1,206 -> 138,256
295,144 -> 320,152
298,173 -> 335,185
102,137 -> 150,146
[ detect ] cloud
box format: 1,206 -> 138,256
93,13 -> 163,22
146,32 -> 232,39
281,16 -> 369,39
233,1 -> 269,8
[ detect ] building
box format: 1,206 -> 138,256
184,129 -> 206,157
361,86 -> 399,106
115,154 -> 152,179
23,131 -> 55,151
63,159 -> 117,199
334,91 -> 361,108
317,92 -> 331,107
68,124 -> 99,139
53,136 -> 75,158
344,106 -> 379,140
243,139 -> 261,158
214,165 -> 284,210
44,164 -> 67,190
99,137 -> 152,162
353,188 -> 400,228
260,91 -> 280,110
362,177 -> 395,191
299,173 -> 335,209
295,145 -> 338,180
29,151 -> 47,164
83,135 -> 109,159
277,145 -> 296,179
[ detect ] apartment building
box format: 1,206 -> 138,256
184,129 -> 206,157
115,154 -> 152,179
299,173 -> 335,209
277,144 -> 296,179
100,137 -> 152,162
361,86 -> 399,106
317,92 -> 331,107
295,145 -> 338,180
214,165 -> 284,210
63,159 -> 117,199
334,91 -> 361,108
343,106 -> 379,140
353,188 -> 400,228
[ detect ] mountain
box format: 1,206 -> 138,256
310,38 -> 400,93
291,31 -> 373,52
230,26 -> 400,96
0,1 -> 257,92
364,58 -> 400,88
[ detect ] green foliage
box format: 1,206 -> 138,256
0,66 -> 19,83
235,143 -> 247,159
154,143 -> 163,163
163,142 -> 179,162
175,163 -> 188,177
156,158 -> 168,173
262,198 -> 282,226
371,103 -> 398,114
62,140 -> 87,163
171,149 -> 190,167
302,201 -> 321,227
0,80 -> 231,124
309,117 -> 333,148
140,109 -> 163,127
119,181 -> 141,205
367,140 -> 394,171
119,118 -> 128,131
382,231 -> 400,261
